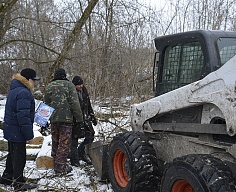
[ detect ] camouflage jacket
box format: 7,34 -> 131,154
44,80 -> 83,124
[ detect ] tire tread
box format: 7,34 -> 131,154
173,154 -> 235,192
109,131 -> 160,192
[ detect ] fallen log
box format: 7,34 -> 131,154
0,136 -> 43,151
36,135 -> 54,169
0,139 -> 8,151
29,136 -> 44,145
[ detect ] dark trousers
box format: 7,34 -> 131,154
70,135 -> 79,163
51,123 -> 72,170
2,141 -> 26,183
77,123 -> 94,156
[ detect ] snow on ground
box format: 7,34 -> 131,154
0,95 -> 131,191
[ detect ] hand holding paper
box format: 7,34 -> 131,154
34,102 -> 54,127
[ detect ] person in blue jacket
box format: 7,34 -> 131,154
0,68 -> 40,191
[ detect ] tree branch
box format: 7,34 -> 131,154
46,0 -> 99,84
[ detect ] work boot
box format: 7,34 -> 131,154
55,165 -> 72,175
79,154 -> 92,165
71,160 -> 80,167
13,182 -> 37,191
0,177 -> 12,186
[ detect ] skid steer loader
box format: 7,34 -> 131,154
88,30 -> 236,192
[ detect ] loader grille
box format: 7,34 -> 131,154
218,37 -> 236,65
159,41 -> 204,94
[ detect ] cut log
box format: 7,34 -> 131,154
0,136 -> 44,151
29,136 -> 44,145
26,154 -> 38,161
0,139 -> 8,151
0,121 -> 3,130
0,136 -> 43,161
36,135 -> 54,169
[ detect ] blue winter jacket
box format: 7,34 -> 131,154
3,74 -> 35,142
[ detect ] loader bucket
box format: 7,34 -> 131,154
86,140 -> 110,181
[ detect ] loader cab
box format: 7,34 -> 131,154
153,30 -> 236,96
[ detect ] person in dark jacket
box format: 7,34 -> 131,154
44,68 -> 83,174
0,68 -> 40,191
70,76 -> 97,166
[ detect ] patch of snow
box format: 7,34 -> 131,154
0,95 -> 119,191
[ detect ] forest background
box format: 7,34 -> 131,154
0,0 -> 236,106
0,1 -> 235,191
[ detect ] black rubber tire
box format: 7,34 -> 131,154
108,131 -> 160,192
161,154 -> 235,192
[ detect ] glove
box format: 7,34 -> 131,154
72,122 -> 85,138
40,122 -> 50,136
91,116 -> 97,126
75,122 -> 84,129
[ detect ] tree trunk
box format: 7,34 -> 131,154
0,0 -> 18,41
45,0 -> 99,85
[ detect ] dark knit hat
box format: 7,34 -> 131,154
72,76 -> 83,85
54,68 -> 67,80
20,68 -> 40,81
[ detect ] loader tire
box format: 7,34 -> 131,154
108,131 -> 160,192
161,154 -> 235,192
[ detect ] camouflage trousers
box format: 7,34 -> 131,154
51,123 -> 72,170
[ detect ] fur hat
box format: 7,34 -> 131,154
20,68 -> 40,81
72,76 -> 83,85
54,68 -> 67,80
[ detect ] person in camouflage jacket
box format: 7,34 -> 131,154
44,68 -> 83,174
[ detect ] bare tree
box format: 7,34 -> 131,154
0,0 -> 18,41
0,0 -> 235,105
46,0 -> 99,84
